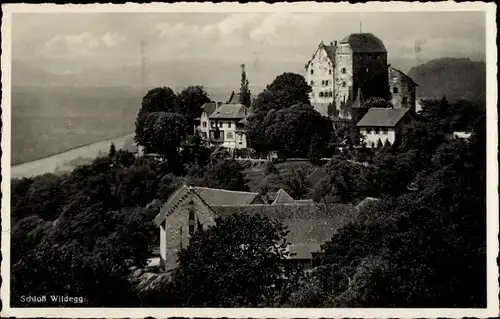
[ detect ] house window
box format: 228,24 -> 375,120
402,96 -> 408,105
366,128 -> 372,134
227,121 -> 232,128
218,122 -> 223,128
374,128 -> 380,134
341,68 -> 346,74
226,132 -> 234,140
382,128 -> 388,135
393,87 -> 399,94
211,121 -> 215,127
188,210 -> 195,235
202,121 -> 207,127
311,69 -> 314,75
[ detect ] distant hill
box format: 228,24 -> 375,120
408,57 -> 486,103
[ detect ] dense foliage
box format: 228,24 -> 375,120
11,74 -> 486,308
169,214 -> 296,307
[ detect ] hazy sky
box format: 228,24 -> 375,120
11,11 -> 486,88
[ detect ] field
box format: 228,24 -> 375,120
10,85 -> 234,165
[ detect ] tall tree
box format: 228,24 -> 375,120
239,64 -> 252,108
252,72 -> 312,113
178,85 -> 211,126
135,87 -> 181,148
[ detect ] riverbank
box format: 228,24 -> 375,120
11,133 -> 136,179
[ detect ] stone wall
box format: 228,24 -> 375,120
334,43 -> 354,114
161,193 -> 216,271
306,46 -> 335,116
389,68 -> 417,113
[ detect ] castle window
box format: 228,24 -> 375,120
341,68 -> 346,74
342,81 -> 346,87
189,210 -> 195,235
325,80 -> 329,86
311,80 -> 314,85
311,69 -> 314,75
329,69 -> 332,75
319,92 -> 324,97
402,97 -> 408,105
393,87 -> 399,94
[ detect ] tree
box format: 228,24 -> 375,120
248,103 -> 332,158
178,85 -> 211,126
172,213 -> 295,307
135,87 -> 181,148
136,112 -> 188,163
252,72 -> 312,113
108,143 -> 117,157
365,96 -> 393,109
198,160 -> 248,191
239,64 -> 252,108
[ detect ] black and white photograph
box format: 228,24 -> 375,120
1,2 -> 498,318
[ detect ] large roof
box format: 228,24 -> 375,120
356,107 -> 410,127
389,67 -> 419,86
305,41 -> 337,68
271,189 -> 296,205
340,33 -> 387,53
209,104 -> 248,119
201,102 -> 217,116
193,186 -> 262,206
211,204 -> 359,253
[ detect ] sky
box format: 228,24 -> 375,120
11,10 -> 486,89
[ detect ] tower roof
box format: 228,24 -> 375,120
339,33 -> 387,53
351,88 -> 365,109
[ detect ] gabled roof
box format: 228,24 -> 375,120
271,189 -> 296,205
201,102 -> 217,116
339,33 -> 387,53
351,88 -> 365,109
305,42 -> 337,68
389,67 -> 419,87
356,107 -> 411,127
209,104 -> 248,119
193,186 -> 262,206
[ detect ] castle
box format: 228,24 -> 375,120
305,33 -> 418,119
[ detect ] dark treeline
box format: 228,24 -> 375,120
10,70 -> 486,307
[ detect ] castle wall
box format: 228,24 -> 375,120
335,43 -> 354,117
306,46 -> 335,116
389,68 -> 417,113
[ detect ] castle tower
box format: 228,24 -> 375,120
334,33 -> 389,119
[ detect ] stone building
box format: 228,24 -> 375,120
389,66 -> 418,113
305,41 -> 338,117
153,185 -> 358,271
335,33 -> 389,119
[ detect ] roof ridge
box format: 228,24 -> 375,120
193,186 -> 259,195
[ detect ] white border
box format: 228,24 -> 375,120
1,2 -> 498,318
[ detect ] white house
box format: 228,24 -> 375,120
357,107 -> 414,148
195,103 -> 249,149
